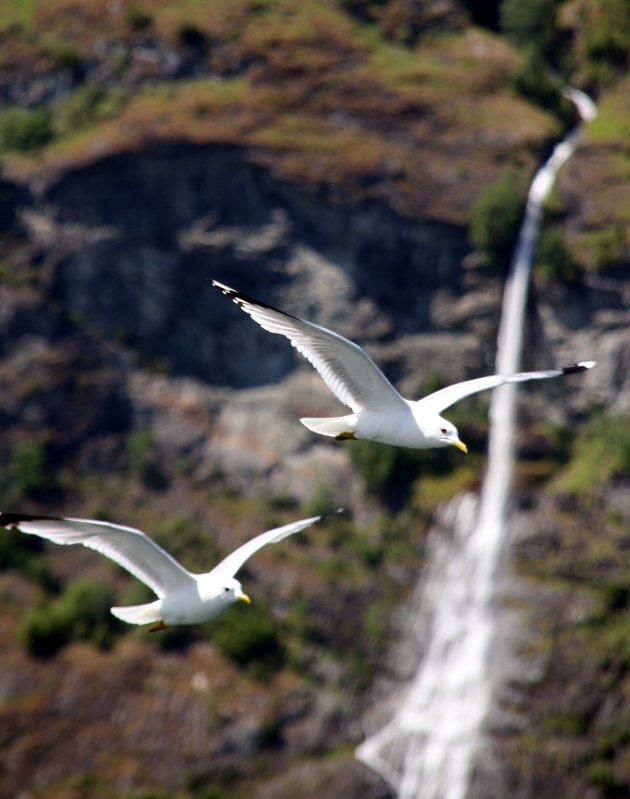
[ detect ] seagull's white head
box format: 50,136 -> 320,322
433,416 -> 468,453
212,576 -> 251,607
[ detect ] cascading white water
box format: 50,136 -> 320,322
357,90 -> 596,799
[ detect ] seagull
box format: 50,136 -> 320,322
0,512 -> 325,631
211,279 -> 595,453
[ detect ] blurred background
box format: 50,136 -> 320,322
0,1 -> 628,797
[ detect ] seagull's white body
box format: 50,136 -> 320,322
312,406 -> 439,449
0,513 -> 324,629
212,279 -> 595,453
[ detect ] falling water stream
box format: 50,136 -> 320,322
356,90 -> 596,799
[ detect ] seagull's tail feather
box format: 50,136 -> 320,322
300,415 -> 356,439
111,601 -> 162,626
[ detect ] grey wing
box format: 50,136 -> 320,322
212,281 -> 406,413
0,514 -> 196,598
210,515 -> 323,580
417,362 -> 596,414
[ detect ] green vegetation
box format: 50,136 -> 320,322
580,0 -> 630,83
0,0 -> 37,33
126,428 -> 164,488
591,225 -> 628,270
0,2 -> 627,795
554,413 -> 630,494
0,106 -> 53,153
210,600 -> 285,676
125,7 -> 153,33
535,223 -> 580,284
0,83 -> 127,157
151,515 -> 220,571
500,0 -> 559,52
20,579 -> 120,657
6,441 -> 49,500
0,526 -> 56,590
348,438 -> 464,506
302,478 -> 338,517
469,166 -> 527,269
508,47 -> 568,119
53,84 -> 127,138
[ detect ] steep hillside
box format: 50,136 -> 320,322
0,2 -> 629,798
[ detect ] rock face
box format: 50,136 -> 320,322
41,145 -> 471,386
6,139 -> 621,502
1,119 -> 628,798
4,142 -> 481,501
2,127 -> 626,524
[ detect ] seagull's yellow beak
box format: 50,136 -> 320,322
238,592 -> 251,605
452,438 -> 468,454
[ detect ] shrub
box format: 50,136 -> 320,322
8,441 -> 48,499
500,0 -> 559,52
593,225 -> 627,270
349,438 -> 457,506
350,439 -> 400,497
152,516 -> 220,571
47,41 -> 83,74
176,23 -> 207,49
583,0 -> 630,72
0,106 -> 53,152
20,606 -> 68,658
469,167 -> 526,269
508,47 -> 565,115
536,224 -> 580,284
125,7 -> 153,33
0,527 -> 56,590
210,601 -> 285,674
126,428 -> 163,487
20,580 -> 120,657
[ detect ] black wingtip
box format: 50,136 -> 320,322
209,279 -> 236,298
561,361 -> 596,375
0,512 -> 56,529
210,278 -> 303,322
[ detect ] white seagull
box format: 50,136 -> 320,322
212,279 -> 595,453
0,512 -> 325,631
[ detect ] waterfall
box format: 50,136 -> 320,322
356,90 -> 595,799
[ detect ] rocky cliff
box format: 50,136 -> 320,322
0,2 -> 629,798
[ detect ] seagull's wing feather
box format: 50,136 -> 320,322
0,514 -> 195,598
212,281 -> 406,413
211,515 -> 323,580
417,362 -> 595,414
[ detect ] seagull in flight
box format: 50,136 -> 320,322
211,279 -> 595,453
0,512 -> 325,631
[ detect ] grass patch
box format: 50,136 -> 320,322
553,413 -> 630,495
0,0 -> 38,33
587,78 -> 630,142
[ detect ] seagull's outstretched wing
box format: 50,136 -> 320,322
210,514 -> 323,580
417,361 -> 596,414
0,514 -> 195,598
212,280 -> 406,413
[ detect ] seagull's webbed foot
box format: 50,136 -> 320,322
335,432 -> 357,441
149,620 -> 168,632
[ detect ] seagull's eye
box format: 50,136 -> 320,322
223,587 -> 230,593
440,427 -> 448,435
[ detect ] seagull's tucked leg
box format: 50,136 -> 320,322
300,415 -> 357,439
149,620 -> 168,632
335,431 -> 357,441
